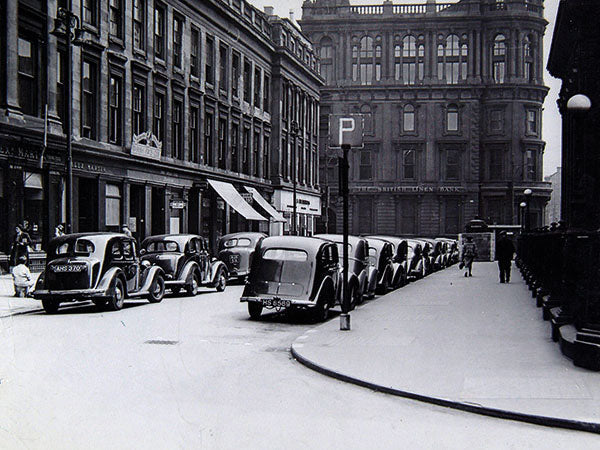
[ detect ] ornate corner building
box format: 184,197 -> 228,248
0,0 -> 322,260
301,0 -> 551,236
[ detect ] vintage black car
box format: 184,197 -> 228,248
314,234 -> 378,302
217,232 -> 266,281
141,234 -> 228,295
33,233 -> 165,313
365,238 -> 395,294
368,236 -> 409,288
402,239 -> 427,280
419,238 -> 446,271
436,238 -> 460,264
240,236 -> 341,321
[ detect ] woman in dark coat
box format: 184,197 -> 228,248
9,224 -> 32,268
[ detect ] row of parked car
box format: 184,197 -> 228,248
32,231 -> 458,317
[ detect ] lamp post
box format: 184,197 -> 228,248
519,202 -> 526,230
523,188 -> 532,231
51,3 -> 84,234
290,120 -> 299,235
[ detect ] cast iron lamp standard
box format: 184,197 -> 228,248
51,3 -> 85,234
523,188 -> 532,232
519,202 -> 526,230
290,120 -> 299,235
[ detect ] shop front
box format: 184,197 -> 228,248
273,189 -> 321,236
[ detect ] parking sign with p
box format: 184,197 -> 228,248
329,114 -> 364,148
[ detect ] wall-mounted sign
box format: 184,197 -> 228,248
351,186 -> 467,194
241,193 -> 254,203
170,200 -> 186,209
274,190 -> 321,215
73,161 -> 106,173
329,114 -> 364,148
131,131 -> 162,160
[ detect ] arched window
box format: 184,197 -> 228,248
418,44 -> 425,81
402,35 -> 416,85
359,36 -> 374,85
438,34 -> 467,84
523,35 -> 534,82
375,43 -> 382,81
319,37 -> 334,84
352,44 -> 359,81
394,44 -> 402,80
492,34 -> 506,84
403,104 -> 415,132
446,104 -> 459,132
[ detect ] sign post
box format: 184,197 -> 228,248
329,114 -> 364,331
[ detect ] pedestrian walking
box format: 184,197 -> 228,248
460,236 -> 477,277
121,224 -> 133,238
9,224 -> 32,269
12,255 -> 34,297
496,231 -> 515,283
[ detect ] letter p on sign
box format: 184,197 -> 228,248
329,114 -> 364,148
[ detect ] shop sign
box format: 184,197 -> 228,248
73,161 -> 106,173
170,200 -> 186,209
0,144 -> 63,164
131,131 -> 162,160
241,193 -> 254,203
275,190 -> 321,215
351,186 -> 466,193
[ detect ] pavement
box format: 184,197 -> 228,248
292,261 -> 600,434
0,273 -> 42,317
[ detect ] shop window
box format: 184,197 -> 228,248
154,3 -> 165,60
18,35 -> 39,117
173,15 -> 183,69
205,35 -> 215,86
81,57 -> 98,139
24,172 -> 44,250
133,0 -> 145,51
109,0 -> 123,40
106,184 -> 121,227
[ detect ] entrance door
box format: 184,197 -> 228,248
78,177 -> 98,232
130,185 -> 146,241
151,186 -> 165,235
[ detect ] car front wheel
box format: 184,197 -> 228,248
42,299 -> 59,314
248,302 -> 263,320
215,269 -> 227,292
107,278 -> 125,311
147,275 -> 165,303
186,272 -> 200,296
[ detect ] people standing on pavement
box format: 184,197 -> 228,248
12,255 -> 34,297
496,231 -> 515,283
9,224 -> 32,269
54,224 -> 65,238
121,224 -> 133,238
461,236 -> 477,277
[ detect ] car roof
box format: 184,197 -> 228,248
142,234 -> 201,246
314,234 -> 366,247
364,237 -> 388,251
219,232 -> 266,242
260,236 -> 329,255
50,232 -> 127,246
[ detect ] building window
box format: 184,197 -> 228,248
402,104 -> 415,132
243,59 -> 251,103
437,34 -> 467,84
242,126 -> 250,175
525,149 -> 538,181
402,35 -> 417,85
154,3 -> 165,60
263,135 -> 270,179
17,36 -> 38,117
263,75 -> 270,113
173,16 -> 183,69
358,197 -> 373,234
359,36 -> 373,85
359,150 -> 372,180
319,38 -> 334,84
282,137 -> 288,179
402,149 -> 416,180
172,98 -> 183,159
189,105 -> 200,163
231,123 -> 239,172
82,0 -> 98,27
232,52 -> 240,98
445,199 -> 460,234
526,110 -> 538,135
375,43 -> 382,81
105,184 -> 121,227
108,74 -> 123,145
57,49 -> 66,125
253,131 -> 260,176
81,58 -> 98,139
492,34 -> 506,84
205,35 -> 215,86
445,149 -> 460,180
489,148 -> 503,180
489,109 -> 504,133
133,0 -> 145,51
446,104 -> 459,132
204,112 -> 213,165
219,44 -> 228,92
254,67 -> 261,108
218,118 -> 227,169
109,0 -> 123,39
523,35 -> 534,82
132,82 -> 145,137
397,199 -> 416,234
190,27 -> 200,78
153,90 -> 165,144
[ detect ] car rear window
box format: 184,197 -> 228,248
224,239 -> 238,248
237,238 -> 251,247
145,241 -> 180,252
75,240 -> 95,254
263,248 -> 308,262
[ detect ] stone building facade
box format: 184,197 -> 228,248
301,0 -> 550,236
0,0 -> 322,262
544,167 -> 561,226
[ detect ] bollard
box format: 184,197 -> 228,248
340,313 -> 351,331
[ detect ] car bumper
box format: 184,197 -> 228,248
33,288 -> 107,300
240,296 -> 315,308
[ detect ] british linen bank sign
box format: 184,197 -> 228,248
131,132 -> 162,160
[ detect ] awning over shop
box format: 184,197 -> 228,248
24,172 -> 43,189
244,187 -> 286,222
207,179 -> 267,221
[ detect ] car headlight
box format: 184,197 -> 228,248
141,260 -> 152,269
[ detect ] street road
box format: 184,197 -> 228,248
0,286 -> 597,449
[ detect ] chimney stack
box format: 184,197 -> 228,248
264,6 -> 274,16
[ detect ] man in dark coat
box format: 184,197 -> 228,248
496,232 -> 515,283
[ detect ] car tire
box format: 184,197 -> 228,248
171,287 -> 181,296
147,275 -> 165,303
215,269 -> 227,292
93,300 -> 107,310
107,278 -> 125,311
42,299 -> 59,314
348,284 -> 359,311
313,297 -> 330,323
186,272 -> 200,296
248,302 -> 263,320
377,276 -> 389,295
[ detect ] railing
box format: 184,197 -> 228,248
351,5 -> 384,15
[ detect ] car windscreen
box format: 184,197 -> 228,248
263,248 -> 308,261
144,241 -> 180,253
50,239 -> 95,259
368,247 -> 378,265
251,248 -> 311,297
224,238 -> 252,248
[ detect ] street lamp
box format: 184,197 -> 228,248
290,120 -> 299,235
523,188 -> 532,231
51,3 -> 85,234
519,202 -> 526,229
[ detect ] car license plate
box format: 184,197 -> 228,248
229,254 -> 240,264
262,298 -> 291,308
52,264 -> 86,273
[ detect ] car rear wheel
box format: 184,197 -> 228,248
171,287 -> 181,296
147,275 -> 165,303
248,302 -> 263,320
93,300 -> 107,310
42,299 -> 59,314
349,284 -> 359,311
313,297 -> 330,323
186,272 -> 200,296
107,278 -> 125,311
215,269 -> 227,292
377,276 -> 389,295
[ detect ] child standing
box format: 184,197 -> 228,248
12,256 -> 34,297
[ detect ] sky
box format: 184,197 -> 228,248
248,0 -> 562,177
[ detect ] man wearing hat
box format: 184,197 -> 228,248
121,224 -> 133,238
496,231 -> 515,283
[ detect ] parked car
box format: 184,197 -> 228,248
240,236 -> 341,321
217,232 -> 266,281
140,234 -> 228,295
314,234 -> 378,302
33,233 -> 165,313
414,239 -> 435,275
419,238 -> 446,270
436,238 -> 460,265
402,239 -> 427,280
365,238 -> 395,294
368,236 -> 409,288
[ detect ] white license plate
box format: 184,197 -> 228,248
262,298 -> 291,308
52,265 -> 86,273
